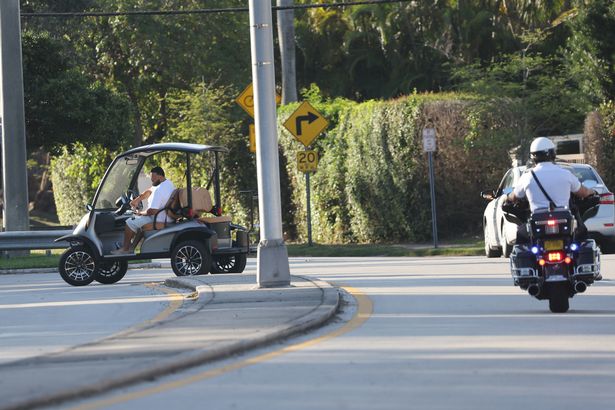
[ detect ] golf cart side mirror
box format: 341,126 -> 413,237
481,190 -> 495,201
86,204 -> 93,212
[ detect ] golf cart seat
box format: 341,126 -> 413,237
178,187 -> 232,224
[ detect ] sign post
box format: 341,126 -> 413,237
422,128 -> 438,248
284,102 -> 328,246
296,150 -> 318,246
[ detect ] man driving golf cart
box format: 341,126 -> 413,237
55,143 -> 249,286
112,166 -> 175,255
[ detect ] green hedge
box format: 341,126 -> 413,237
584,102 -> 615,190
50,143 -> 116,225
278,91 -> 522,243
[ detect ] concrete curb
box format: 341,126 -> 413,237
4,275 -> 340,410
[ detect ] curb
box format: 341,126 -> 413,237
4,275 -> 340,410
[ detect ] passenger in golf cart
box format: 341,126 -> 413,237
55,143 -> 249,287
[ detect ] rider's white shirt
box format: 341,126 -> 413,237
513,162 -> 581,212
147,179 -> 175,222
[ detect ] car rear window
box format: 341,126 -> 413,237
567,166 -> 598,184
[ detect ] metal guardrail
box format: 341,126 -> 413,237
0,230 -> 73,251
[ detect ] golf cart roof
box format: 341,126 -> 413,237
121,142 -> 229,157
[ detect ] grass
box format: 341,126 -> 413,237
0,249 -> 152,271
286,241 -> 484,257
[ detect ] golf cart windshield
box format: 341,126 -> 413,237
93,156 -> 141,209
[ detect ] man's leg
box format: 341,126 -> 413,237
121,225 -> 136,251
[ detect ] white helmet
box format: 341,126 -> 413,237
530,137 -> 556,162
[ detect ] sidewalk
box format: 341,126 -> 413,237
0,273 -> 339,410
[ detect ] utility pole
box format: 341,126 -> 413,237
276,0 -> 297,103
249,0 -> 291,287
0,0 -> 29,239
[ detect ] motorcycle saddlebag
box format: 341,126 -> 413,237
577,241 -> 596,265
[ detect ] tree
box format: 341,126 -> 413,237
22,30 -> 131,152
565,0 -> 615,104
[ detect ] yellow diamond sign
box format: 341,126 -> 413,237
283,101 -> 328,147
235,83 -> 281,118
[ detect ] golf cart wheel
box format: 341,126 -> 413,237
211,254 -> 247,274
171,240 -> 211,276
59,246 -> 97,286
95,260 -> 128,284
548,283 -> 570,313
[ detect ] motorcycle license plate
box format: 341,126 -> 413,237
544,240 -> 563,251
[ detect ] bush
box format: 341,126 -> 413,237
584,101 -> 615,190
277,89 -> 522,243
50,143 -> 116,225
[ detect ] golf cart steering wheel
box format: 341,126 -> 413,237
114,193 -> 131,216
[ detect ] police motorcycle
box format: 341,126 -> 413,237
503,193 -> 601,313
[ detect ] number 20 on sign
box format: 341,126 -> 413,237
297,150 -> 318,173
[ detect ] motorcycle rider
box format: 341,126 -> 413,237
505,137 -> 597,246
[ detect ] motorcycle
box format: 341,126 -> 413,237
503,194 -> 601,313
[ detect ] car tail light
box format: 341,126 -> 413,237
547,251 -> 564,262
600,192 -> 614,205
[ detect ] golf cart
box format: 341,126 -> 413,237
55,143 -> 249,286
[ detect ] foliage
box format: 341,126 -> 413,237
277,90 -> 517,243
163,83 -> 255,227
21,30 -> 132,152
453,52 -> 588,139
564,0 -> 615,104
50,143 -> 116,225
584,101 -> 615,190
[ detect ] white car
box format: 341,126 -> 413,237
481,162 -> 615,257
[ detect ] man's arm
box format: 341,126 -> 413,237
130,189 -> 152,208
573,185 -> 597,199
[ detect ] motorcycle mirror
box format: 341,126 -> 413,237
481,190 -> 495,201
86,204 -> 93,212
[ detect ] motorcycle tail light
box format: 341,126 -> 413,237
547,251 -> 564,262
547,219 -> 556,226
538,259 -> 546,266
565,257 -> 572,264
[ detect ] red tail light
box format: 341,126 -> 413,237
600,192 -> 614,205
547,251 -> 564,262
547,219 -> 557,226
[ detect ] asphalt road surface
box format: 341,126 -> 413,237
4,255 -> 615,410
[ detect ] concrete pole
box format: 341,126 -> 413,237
0,0 -> 29,236
249,0 -> 290,287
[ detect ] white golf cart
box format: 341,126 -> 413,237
55,143 -> 249,286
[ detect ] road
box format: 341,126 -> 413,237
4,256 -> 615,409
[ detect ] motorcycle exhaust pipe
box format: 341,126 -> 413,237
574,281 -> 587,294
527,284 -> 541,297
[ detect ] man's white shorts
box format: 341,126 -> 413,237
125,215 -> 155,233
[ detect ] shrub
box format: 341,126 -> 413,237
50,143 -> 116,225
277,89 -> 522,243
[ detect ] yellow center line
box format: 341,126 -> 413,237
67,285 -> 372,410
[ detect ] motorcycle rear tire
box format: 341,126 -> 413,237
548,283 -> 570,313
